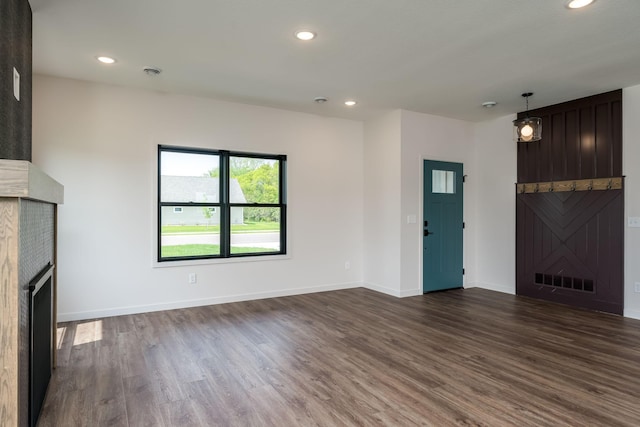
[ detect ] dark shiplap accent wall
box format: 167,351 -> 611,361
517,90 -> 622,183
516,90 -> 624,315
0,0 -> 32,161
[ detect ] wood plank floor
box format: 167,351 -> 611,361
38,288 -> 640,426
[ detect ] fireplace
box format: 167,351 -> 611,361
0,160 -> 63,427
28,263 -> 54,426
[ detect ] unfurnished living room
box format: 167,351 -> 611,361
2,0 -> 640,426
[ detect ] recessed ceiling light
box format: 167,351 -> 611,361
96,56 -> 116,64
482,101 -> 497,108
344,100 -> 357,107
565,0 -> 595,9
295,30 -> 316,41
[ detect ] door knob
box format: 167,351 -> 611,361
424,229 -> 434,236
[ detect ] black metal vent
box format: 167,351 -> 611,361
535,273 -> 594,293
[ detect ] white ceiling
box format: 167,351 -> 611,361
29,0 -> 640,122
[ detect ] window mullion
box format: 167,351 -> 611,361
220,151 -> 230,257
159,202 -> 220,207
157,148 -> 163,261
279,158 -> 287,253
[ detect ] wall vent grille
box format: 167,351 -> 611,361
535,273 -> 594,293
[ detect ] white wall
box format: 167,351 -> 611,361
399,111 -> 475,294
32,74 -> 640,321
362,111 -> 402,295
472,114 -> 517,294
362,109 -> 476,296
623,85 -> 640,319
32,75 -> 364,321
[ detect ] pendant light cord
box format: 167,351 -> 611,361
522,92 -> 533,118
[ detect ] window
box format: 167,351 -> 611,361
158,145 -> 286,261
432,170 -> 456,194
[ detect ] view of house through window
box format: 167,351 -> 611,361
158,146 -> 286,261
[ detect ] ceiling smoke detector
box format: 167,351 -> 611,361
143,66 -> 162,76
314,96 -> 328,104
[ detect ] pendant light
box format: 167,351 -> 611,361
513,92 -> 542,143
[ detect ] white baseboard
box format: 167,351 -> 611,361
60,280 -> 640,323
363,282 -> 421,298
363,282 -> 401,297
399,288 -> 422,297
624,308 -> 640,320
57,282 -> 362,322
467,281 -> 515,295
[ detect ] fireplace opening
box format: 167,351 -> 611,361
28,263 -> 54,427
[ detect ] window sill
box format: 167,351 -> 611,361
152,253 -> 291,268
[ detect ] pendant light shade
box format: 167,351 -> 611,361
513,92 -> 542,142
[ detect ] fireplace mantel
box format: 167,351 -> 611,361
0,159 -> 64,204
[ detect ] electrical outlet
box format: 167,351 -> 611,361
345,261 -> 351,270
188,273 -> 197,284
635,282 -> 640,293
628,217 -> 640,228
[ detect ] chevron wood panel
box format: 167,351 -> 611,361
516,190 -> 624,314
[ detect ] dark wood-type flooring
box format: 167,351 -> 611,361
38,288 -> 640,426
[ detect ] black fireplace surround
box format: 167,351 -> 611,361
27,263 -> 54,427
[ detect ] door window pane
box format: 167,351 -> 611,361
230,207 -> 281,254
432,170 -> 455,194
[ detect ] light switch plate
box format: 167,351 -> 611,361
407,215 -> 417,224
13,67 -> 20,101
628,217 -> 640,228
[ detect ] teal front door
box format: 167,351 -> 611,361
423,160 -> 464,293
